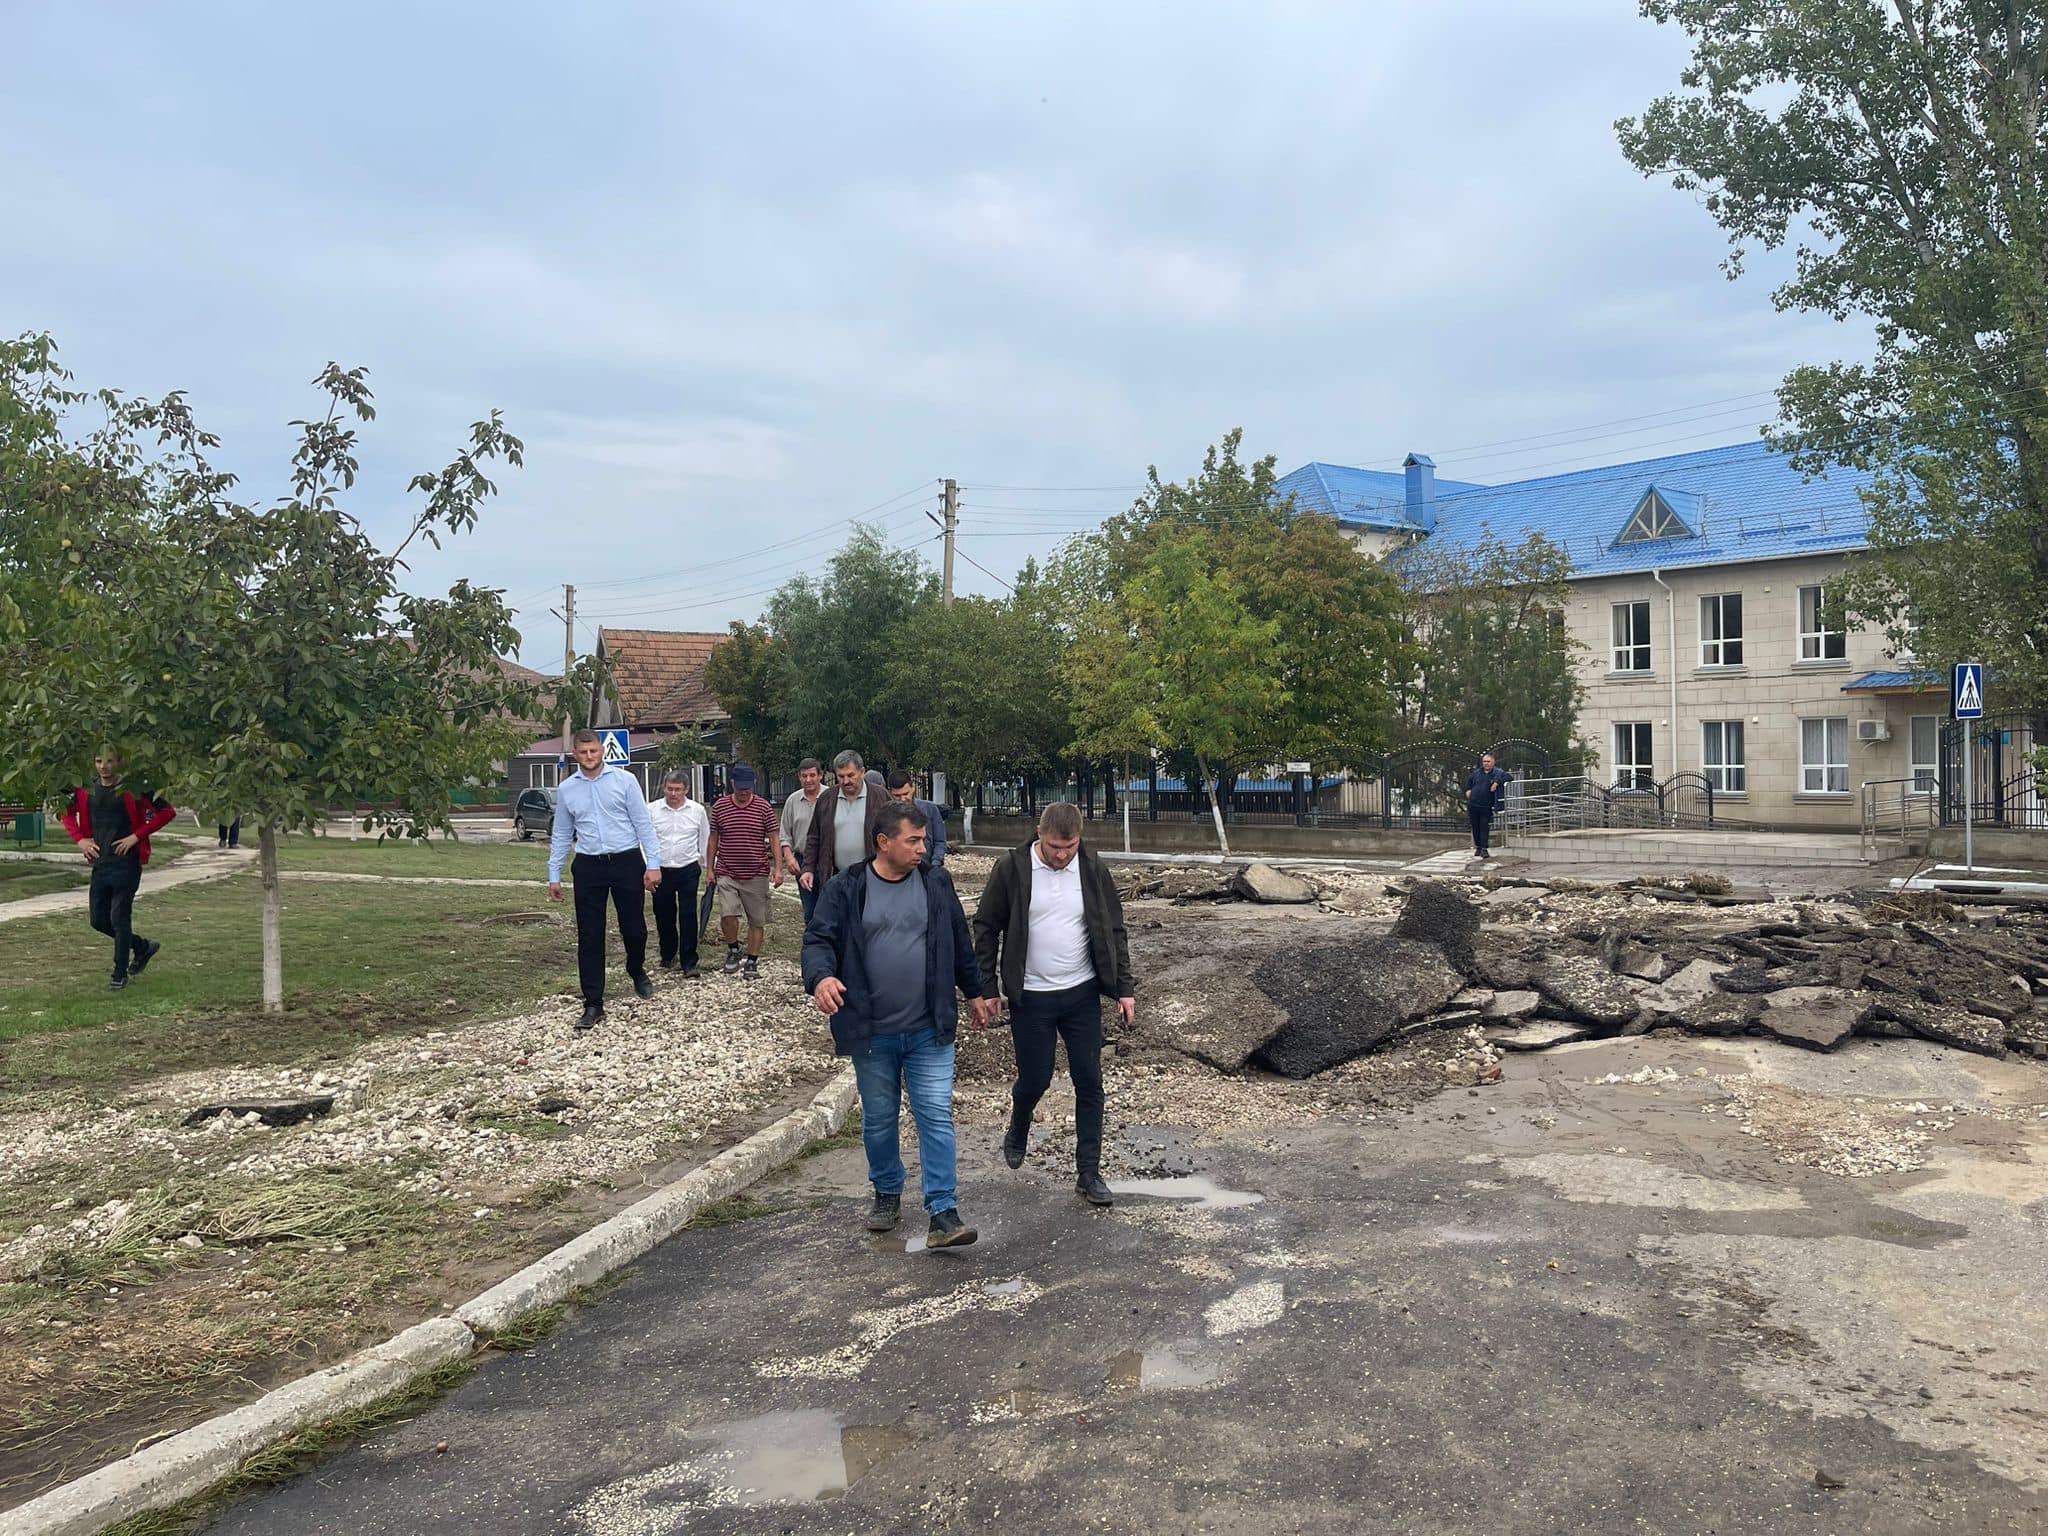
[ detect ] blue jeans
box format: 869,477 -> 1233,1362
851,1026 -> 959,1215
799,879 -> 819,930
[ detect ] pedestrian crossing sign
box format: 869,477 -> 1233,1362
1952,663 -> 1985,720
599,728 -> 631,765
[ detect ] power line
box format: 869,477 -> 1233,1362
950,541 -> 1014,593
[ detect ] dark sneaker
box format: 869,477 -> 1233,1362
927,1209 -> 978,1248
575,1003 -> 604,1031
742,955 -> 759,981
1077,1172 -> 1115,1206
632,972 -> 654,1000
721,946 -> 743,975
107,975 -> 128,992
659,956 -> 677,970
1002,1113 -> 1029,1169
130,939 -> 162,975
679,965 -> 700,978
866,1193 -> 901,1232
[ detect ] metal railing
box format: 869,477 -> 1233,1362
1499,772 -> 1716,835
1861,777 -> 1939,861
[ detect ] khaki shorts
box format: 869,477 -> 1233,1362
716,874 -> 772,928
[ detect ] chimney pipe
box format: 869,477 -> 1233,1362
1403,452 -> 1437,532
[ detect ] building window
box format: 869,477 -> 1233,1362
1800,717 -> 1849,793
1701,721 -> 1746,794
1699,593 -> 1744,666
1611,600 -> 1652,672
1798,584 -> 1847,661
1909,715 -> 1939,793
1613,722 -> 1654,789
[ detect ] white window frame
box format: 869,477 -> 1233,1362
1613,722 -> 1654,790
1700,720 -> 1746,795
1908,714 -> 1940,794
1699,593 -> 1744,667
1797,584 -> 1847,661
1799,716 -> 1849,794
1611,600 -> 1652,673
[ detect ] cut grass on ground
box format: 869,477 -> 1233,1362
0,862 -> 90,905
0,873 -> 571,1102
270,833 -> 550,881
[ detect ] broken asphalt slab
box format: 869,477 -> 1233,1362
201,1034 -> 2048,1535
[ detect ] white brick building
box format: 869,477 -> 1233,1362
1277,441 -> 1944,826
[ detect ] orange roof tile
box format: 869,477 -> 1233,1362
597,628 -> 731,727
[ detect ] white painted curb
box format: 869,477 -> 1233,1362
3,1068 -> 858,1536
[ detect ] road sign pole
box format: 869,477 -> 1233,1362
1964,731 -> 1974,872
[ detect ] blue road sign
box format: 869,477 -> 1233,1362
599,728 -> 631,765
1952,663 -> 1985,720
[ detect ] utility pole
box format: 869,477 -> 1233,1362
941,478 -> 958,606
559,583 -> 576,763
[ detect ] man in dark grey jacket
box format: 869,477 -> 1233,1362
802,749 -> 888,896
971,802 -> 1134,1206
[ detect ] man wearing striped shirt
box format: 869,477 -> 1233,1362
547,730 -> 663,1030
706,765 -> 783,980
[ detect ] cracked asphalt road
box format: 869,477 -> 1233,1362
212,1033 -> 2048,1535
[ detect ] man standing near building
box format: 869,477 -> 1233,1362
801,749 -> 885,895
972,802 -> 1135,1208
1463,751 -> 1512,860
803,800 -> 989,1248
705,765 -> 783,979
648,769 -> 710,974
61,747 -> 176,991
884,769 -> 947,870
547,729 -> 662,1030
780,757 -> 826,927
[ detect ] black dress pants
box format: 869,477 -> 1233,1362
652,862 -> 701,969
572,850 -> 648,1004
1469,805 -> 1495,855
88,857 -> 145,979
1010,982 -> 1106,1176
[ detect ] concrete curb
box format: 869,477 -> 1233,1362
2,1068 -> 858,1536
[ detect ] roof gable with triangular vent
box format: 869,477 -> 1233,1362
1616,485 -> 1700,545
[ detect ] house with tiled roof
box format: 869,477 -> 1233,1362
506,627 -> 735,798
1282,439 -> 1949,827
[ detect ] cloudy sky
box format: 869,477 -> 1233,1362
4,2 -> 1863,661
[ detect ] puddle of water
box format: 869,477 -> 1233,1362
984,1278 -> 1025,1296
694,1409 -> 915,1505
1106,1175 -> 1264,1210
1106,1341 -> 1225,1391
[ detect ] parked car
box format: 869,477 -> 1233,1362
512,786 -> 556,841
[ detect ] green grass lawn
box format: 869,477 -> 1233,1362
272,831 -> 550,880
0,861 -> 90,904
0,872 -> 571,1102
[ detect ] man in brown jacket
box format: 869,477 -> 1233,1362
801,749 -> 887,895
971,802 -> 1134,1207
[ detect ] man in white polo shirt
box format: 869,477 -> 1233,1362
971,802 -> 1135,1207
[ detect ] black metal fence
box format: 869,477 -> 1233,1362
1939,711 -> 2048,831
969,739 -> 1569,833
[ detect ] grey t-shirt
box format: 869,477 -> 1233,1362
862,866 -> 928,1036
833,789 -> 870,875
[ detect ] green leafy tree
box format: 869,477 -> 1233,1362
1618,0 -> 2048,703
553,650 -> 620,735
880,594 -> 1067,794
764,525 -> 938,765
652,728 -> 717,782
1120,530 -> 1286,854
1394,531 -> 1586,762
701,619 -> 792,774
0,337 -> 533,1012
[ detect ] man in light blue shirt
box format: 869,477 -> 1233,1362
547,730 -> 663,1030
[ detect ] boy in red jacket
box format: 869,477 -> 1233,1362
60,748 -> 177,991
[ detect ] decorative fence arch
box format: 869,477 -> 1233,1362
1939,710 -> 2048,831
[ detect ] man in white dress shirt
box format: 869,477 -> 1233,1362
971,802 -> 1135,1207
647,769 -> 710,974
547,730 -> 663,1030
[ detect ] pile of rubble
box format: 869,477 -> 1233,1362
1177,879 -> 2048,1080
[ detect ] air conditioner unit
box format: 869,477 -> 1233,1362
1856,718 -> 1891,742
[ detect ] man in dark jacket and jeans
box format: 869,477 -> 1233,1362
1463,752 -> 1512,860
972,802 -> 1135,1207
803,799 -> 991,1248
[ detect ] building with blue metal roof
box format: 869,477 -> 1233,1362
1280,437 -> 1944,830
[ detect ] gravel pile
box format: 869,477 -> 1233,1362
1,963 -> 837,1278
